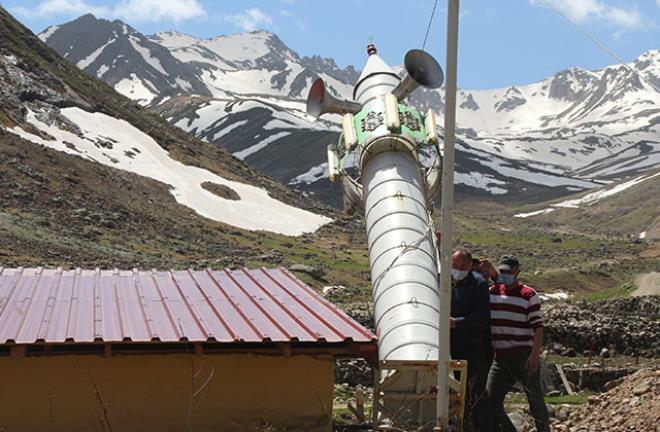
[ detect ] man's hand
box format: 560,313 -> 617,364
478,259 -> 498,281
526,353 -> 540,376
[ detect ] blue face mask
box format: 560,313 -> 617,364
451,269 -> 469,281
499,273 -> 517,286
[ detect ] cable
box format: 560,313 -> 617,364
539,0 -> 660,94
422,0 -> 439,51
370,210 -> 435,294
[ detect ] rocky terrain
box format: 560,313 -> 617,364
553,368 -> 659,432
545,296 -> 660,358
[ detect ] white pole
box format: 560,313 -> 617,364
435,0 -> 459,430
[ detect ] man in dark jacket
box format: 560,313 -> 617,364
450,248 -> 492,432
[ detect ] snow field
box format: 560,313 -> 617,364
114,74 -> 157,105
10,108 -> 331,236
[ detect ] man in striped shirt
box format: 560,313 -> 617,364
486,255 -> 550,432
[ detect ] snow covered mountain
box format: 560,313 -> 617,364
40,14 -> 357,105
39,15 -> 660,206
2,9 -> 330,236
40,14 -> 211,105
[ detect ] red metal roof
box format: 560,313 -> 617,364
0,267 -> 375,346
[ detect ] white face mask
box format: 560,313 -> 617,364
451,269 -> 469,281
498,273 -> 517,286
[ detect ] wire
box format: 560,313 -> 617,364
422,0 -> 439,51
371,208 -> 437,296
539,0 -> 660,94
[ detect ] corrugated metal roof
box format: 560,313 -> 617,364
0,267 -> 375,346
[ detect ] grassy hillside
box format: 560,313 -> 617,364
514,170 -> 660,240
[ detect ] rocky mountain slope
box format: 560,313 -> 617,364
2,8 -> 331,237
41,15 -> 660,206
514,169 -> 660,239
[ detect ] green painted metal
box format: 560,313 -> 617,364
352,100 -> 427,146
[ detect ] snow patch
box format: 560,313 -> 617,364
9,108 -> 331,236
38,25 -> 59,42
114,73 -> 156,105
212,119 -> 248,140
289,163 -> 328,185
514,171 -> 660,218
233,131 -> 289,160
455,171 -> 508,194
514,208 -> 556,218
96,64 -> 110,78
553,171 -> 660,208
129,37 -> 167,75
77,38 -> 115,69
174,77 -> 193,92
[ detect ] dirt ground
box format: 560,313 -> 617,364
634,272 -> 660,296
553,368 -> 659,432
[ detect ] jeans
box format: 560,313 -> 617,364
451,338 -> 493,432
486,350 -> 550,432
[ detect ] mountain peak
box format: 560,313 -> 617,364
634,49 -> 660,79
247,29 -> 276,37
638,49 -> 660,61
73,13 -> 98,22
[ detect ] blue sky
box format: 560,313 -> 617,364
4,0 -> 659,89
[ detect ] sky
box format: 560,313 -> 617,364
3,0 -> 659,89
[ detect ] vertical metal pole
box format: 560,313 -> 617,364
435,0 -> 459,430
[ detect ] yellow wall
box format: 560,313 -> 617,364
0,353 -> 333,432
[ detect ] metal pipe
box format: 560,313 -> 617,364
435,0 -> 460,430
363,148 -> 440,363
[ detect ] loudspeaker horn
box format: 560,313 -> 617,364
307,78 -> 362,119
392,49 -> 444,100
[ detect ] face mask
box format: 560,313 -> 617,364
499,273 -> 517,286
452,269 -> 469,281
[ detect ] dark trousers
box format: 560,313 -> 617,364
451,338 -> 493,432
486,350 -> 550,432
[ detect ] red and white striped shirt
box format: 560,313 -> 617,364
490,282 -> 543,357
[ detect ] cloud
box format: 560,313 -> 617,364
531,0 -> 642,29
11,0 -> 109,19
279,9 -> 306,31
114,0 -> 206,22
604,6 -> 641,28
11,0 -> 206,22
223,7 -> 273,32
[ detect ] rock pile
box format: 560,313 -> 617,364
553,368 -> 659,431
586,295 -> 660,317
544,296 -> 660,357
335,359 -> 373,388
